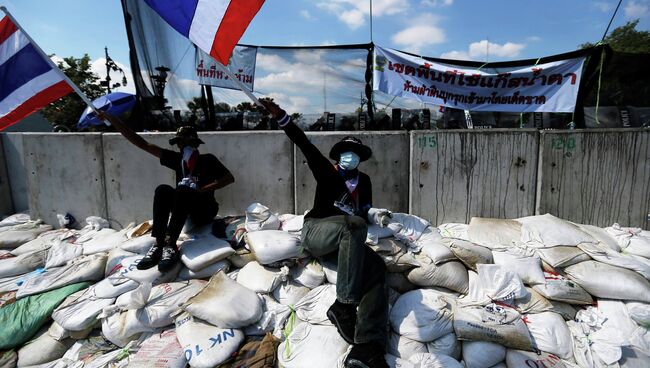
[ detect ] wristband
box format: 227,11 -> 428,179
277,113 -> 290,127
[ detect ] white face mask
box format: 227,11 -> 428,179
339,151 -> 360,170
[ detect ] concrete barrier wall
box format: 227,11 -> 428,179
536,129 -> 650,229
294,132 -> 409,215
1,133 -> 28,212
0,137 -> 13,215
410,130 -> 539,225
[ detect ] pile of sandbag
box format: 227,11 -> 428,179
1,209 -> 650,368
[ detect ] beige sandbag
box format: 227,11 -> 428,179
564,261 -> 650,302
406,258 -> 468,294
17,327 -> 74,367
453,303 -> 534,351
536,246 -> 591,268
505,349 -> 566,368
390,289 -> 453,342
532,272 -> 593,305
445,238 -> 493,271
468,217 -> 521,249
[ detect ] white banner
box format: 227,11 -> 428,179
195,45 -> 257,90
373,46 -> 586,113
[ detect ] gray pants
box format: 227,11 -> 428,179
302,215 -> 388,345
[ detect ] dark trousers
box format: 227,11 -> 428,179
302,215 -> 388,346
151,184 -> 218,244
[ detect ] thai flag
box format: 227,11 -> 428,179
0,15 -> 73,130
145,0 -> 265,65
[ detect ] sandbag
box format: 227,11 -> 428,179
438,223 -> 469,240
176,259 -> 230,281
0,250 -> 47,278
182,271 -> 263,329
472,264 -> 528,305
45,241 -> 83,269
91,273 -> 139,299
16,328 -> 74,367
322,260 -> 338,284
0,282 -> 90,350
626,302 -> 650,328
0,224 -> 53,249
294,284 -> 337,325
0,213 -> 30,227
576,224 -> 621,252
180,234 -> 234,271
227,333 -> 280,368
16,254 -> 107,299
0,350 -> 16,368
386,272 -> 417,293
120,236 -> 156,254
117,255 -> 180,285
390,289 -> 453,342
245,230 -> 302,265
388,333 -> 428,359
567,310 -> 623,368
386,213 -> 431,251
280,214 -> 304,233
468,217 -> 522,249
564,261 -> 650,302
290,259 -> 326,289
80,228 -> 123,255
505,349 -> 566,368
462,340 -> 506,368
228,248 -> 256,269
278,322 -> 349,368
236,261 -> 287,294
517,214 -> 595,248
52,289 -> 115,331
578,242 -> 650,280
175,312 -> 244,368
244,295 -> 292,337
245,203 -> 281,232
272,280 -> 310,306
418,236 -> 457,265
445,238 -> 493,271
366,223 -> 394,245
525,312 -> 573,359
104,247 -> 137,276
425,333 -> 461,360
406,258 -> 468,294
536,246 -> 591,268
492,249 -> 545,285
10,229 -> 71,256
127,329 -> 186,368
453,303 -> 534,351
408,353 -> 463,368
606,224 -> 650,259
532,272 -> 593,305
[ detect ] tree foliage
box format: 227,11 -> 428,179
581,20 -> 650,53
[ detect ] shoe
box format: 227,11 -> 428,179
158,245 -> 180,272
345,343 -> 388,368
327,300 -> 357,344
136,244 -> 162,270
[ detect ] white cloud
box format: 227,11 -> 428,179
91,58 -> 136,94
300,10 -> 315,21
439,50 -> 470,60
340,9 -> 366,29
441,39 -> 525,61
526,36 -> 542,42
317,0 -> 408,29
593,1 -> 613,12
625,0 -> 650,18
421,0 -> 453,7
391,14 -> 446,53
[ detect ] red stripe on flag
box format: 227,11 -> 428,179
210,0 -> 265,65
0,16 -> 18,45
0,80 -> 73,131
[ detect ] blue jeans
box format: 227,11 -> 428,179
302,215 -> 388,345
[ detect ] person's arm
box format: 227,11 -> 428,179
99,112 -> 162,158
199,172 -> 234,192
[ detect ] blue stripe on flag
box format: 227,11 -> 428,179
0,43 -> 52,102
144,0 -> 199,37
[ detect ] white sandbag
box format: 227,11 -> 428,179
390,289 -> 453,342
245,203 -> 281,232
595,300 -> 650,353
245,230 -> 302,265
445,238 -> 492,271
438,223 -> 469,240
179,234 -> 234,272
102,280 -> 205,347
425,333 -> 461,360
53,290 -> 115,331
291,259 -> 326,289
366,224 -> 394,245
383,354 -> 415,368
175,312 -> 244,368
294,284 -> 337,325
532,272 -> 593,305
272,280 -> 310,306
387,214 -> 431,251
606,224 -> 650,259
514,288 -> 555,315
0,250 -> 47,278
117,255 -> 180,285
406,258 -> 469,294
388,333 -> 428,359
104,247 -> 136,277
182,271 -> 263,328
564,261 -> 650,302
578,242 -> 650,280
0,213 -> 30,227
453,303 -> 534,351
10,229 -> 71,256
619,346 -> 650,368
493,249 -> 545,285
80,228 -> 123,255
517,214 -> 595,248
462,340 -> 506,368
91,274 -> 139,299
244,294 -> 292,337
176,259 -> 229,281
576,224 -> 621,252
17,328 -> 74,367
626,302 -> 650,328
47,321 -> 69,341
236,261 -> 287,293
567,309 -> 623,368
120,236 -> 156,254
16,253 -> 107,299
0,224 -> 53,249
280,214 -> 304,233
127,329 -> 186,368
536,246 -> 591,268
505,349 -> 566,368
278,322 -> 349,368
44,241 -> 83,269
322,260 -> 338,284
468,217 -> 522,249
418,235 -> 457,265
473,264 -> 528,305
525,312 -> 573,359
409,353 -> 463,368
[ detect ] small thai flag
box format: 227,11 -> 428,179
145,0 -> 265,65
0,12 -> 74,130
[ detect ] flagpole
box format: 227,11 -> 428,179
213,61 -> 264,108
0,6 -> 102,117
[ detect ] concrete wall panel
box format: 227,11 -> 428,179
294,132 -> 409,215
23,133 -> 106,226
1,133 -> 28,213
410,130 -> 539,225
537,129 -> 650,229
0,136 -> 13,216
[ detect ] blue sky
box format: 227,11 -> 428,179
2,0 -> 649,112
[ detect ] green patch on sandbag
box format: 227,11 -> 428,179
0,282 -> 91,350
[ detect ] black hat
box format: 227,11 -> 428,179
169,126 -> 204,146
329,136 -> 372,162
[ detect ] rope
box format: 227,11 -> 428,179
594,45 -> 606,125
283,308 -> 297,358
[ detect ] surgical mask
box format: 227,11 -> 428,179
339,151 -> 360,170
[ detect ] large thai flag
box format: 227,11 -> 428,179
144,0 -> 265,65
0,15 -> 73,130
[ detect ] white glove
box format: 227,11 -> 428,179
367,208 -> 392,228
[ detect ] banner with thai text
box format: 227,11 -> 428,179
195,45 -> 257,90
373,46 -> 586,112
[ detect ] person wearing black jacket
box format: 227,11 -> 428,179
261,101 -> 391,368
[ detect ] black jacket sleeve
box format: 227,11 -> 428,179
282,120 -> 333,181
356,173 -> 373,221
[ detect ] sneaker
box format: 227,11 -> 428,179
345,343 -> 388,368
327,300 -> 357,344
158,246 -> 180,272
136,244 -> 162,270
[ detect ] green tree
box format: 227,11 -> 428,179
581,20 -> 650,53
235,97 -> 275,112
42,55 -> 106,131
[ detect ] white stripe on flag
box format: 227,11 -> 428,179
0,29 -> 29,65
189,0 -> 230,54
0,69 -> 64,116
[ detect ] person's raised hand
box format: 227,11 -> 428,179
259,100 -> 285,120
